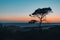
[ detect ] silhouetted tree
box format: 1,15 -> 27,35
29,7 -> 53,27
29,20 -> 37,23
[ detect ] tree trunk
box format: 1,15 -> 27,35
37,16 -> 43,31
39,16 -> 43,28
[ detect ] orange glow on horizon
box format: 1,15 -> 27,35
47,17 -> 60,22
0,16 -> 60,22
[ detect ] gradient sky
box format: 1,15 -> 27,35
0,0 -> 60,22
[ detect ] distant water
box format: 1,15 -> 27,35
1,22 -> 60,27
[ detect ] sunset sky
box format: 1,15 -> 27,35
0,0 -> 60,23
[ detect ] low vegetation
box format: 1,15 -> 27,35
0,23 -> 60,40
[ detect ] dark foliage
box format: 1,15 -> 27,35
32,7 -> 52,16
0,24 -> 60,40
28,20 -> 38,23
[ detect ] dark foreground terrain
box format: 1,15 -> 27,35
0,23 -> 60,40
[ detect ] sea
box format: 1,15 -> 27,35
1,22 -> 60,27
0,22 -> 60,31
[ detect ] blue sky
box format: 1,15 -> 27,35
0,0 -> 60,22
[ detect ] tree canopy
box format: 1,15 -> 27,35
29,7 -> 52,18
